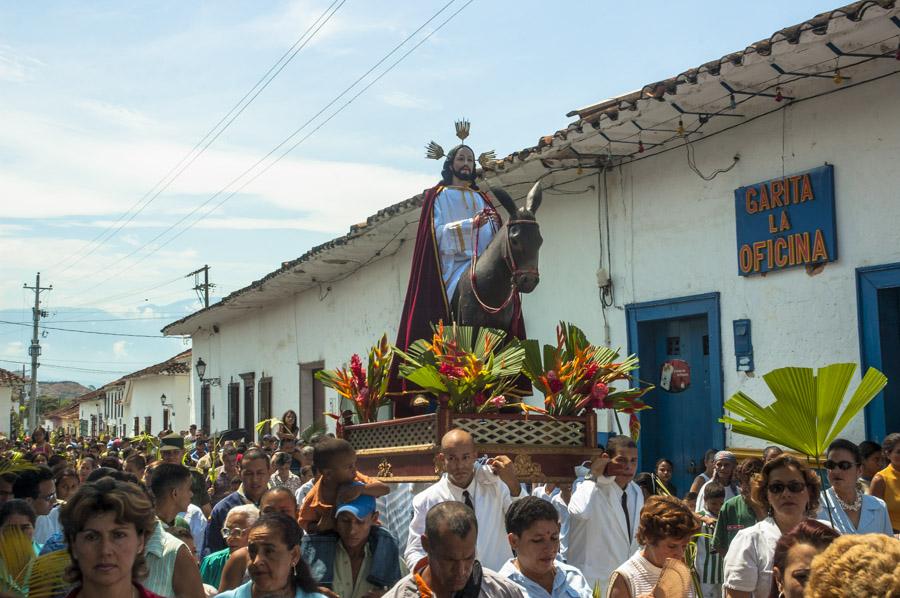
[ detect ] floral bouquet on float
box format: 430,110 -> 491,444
394,322 -> 527,413
315,334 -> 393,424
519,322 -> 653,438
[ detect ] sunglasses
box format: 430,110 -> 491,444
824,460 -> 856,471
767,481 -> 807,495
221,527 -> 247,539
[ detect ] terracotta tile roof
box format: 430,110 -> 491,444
0,368 -> 25,386
45,401 -> 80,419
122,349 -> 191,380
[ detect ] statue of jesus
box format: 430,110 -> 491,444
391,122 -> 526,414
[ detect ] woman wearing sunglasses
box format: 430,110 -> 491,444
722,455 -> 825,598
817,438 -> 892,535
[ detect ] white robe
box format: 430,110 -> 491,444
432,186 -> 496,301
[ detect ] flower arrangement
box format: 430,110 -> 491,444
394,322 -> 527,413
315,334 -> 393,424
520,322 -> 653,437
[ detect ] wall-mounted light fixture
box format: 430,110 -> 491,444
195,358 -> 221,386
160,393 -> 175,417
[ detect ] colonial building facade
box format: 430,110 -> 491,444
165,3 -> 900,492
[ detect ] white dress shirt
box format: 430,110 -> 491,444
566,476 -> 643,593
405,463 -> 518,572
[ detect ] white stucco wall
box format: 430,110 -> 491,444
78,398 -> 103,437
125,374 -> 191,436
191,73 -> 899,449
0,387 -> 14,436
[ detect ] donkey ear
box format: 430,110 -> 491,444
525,181 -> 542,214
489,187 -> 518,219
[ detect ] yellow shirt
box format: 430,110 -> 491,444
877,464 -> 900,531
333,542 -> 377,598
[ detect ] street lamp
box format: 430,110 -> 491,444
160,393 -> 175,417
195,358 -> 221,386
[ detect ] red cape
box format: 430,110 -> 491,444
390,183 -> 526,416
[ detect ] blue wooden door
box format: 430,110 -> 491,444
858,263 -> 900,441
637,316 -> 712,496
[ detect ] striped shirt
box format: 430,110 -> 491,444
694,512 -> 723,596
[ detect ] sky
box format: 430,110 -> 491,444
0,0 -> 841,387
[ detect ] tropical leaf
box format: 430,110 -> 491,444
27,550 -> 72,598
720,364 -> 887,458
255,417 -> 283,435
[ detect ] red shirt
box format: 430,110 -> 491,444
66,583 -> 165,598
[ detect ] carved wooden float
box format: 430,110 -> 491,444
340,405 -> 601,483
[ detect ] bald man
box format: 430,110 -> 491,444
404,429 -> 522,572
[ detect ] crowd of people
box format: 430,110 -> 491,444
1,412 -> 898,598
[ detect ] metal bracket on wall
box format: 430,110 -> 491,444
718,82 -> 792,104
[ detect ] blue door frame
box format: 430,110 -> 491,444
625,292 -> 726,466
856,262 -> 900,442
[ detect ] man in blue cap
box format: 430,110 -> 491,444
302,482 -> 402,598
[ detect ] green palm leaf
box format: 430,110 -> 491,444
720,363 -> 887,458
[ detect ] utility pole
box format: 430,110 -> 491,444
23,272 -> 51,432
187,265 -> 215,308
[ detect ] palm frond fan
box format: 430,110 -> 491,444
27,550 -> 72,598
720,363 -> 887,459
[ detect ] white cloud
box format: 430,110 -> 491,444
0,45 -> 44,83
2,342 -> 25,358
112,340 -> 128,357
378,91 -> 431,110
77,99 -> 156,132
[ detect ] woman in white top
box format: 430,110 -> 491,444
817,438 -> 893,535
608,495 -> 701,598
722,455 -> 823,598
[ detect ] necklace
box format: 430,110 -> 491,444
832,487 -> 862,512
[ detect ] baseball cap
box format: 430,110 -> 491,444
335,483 -> 376,520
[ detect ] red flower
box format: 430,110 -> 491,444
350,354 -> 365,387
546,370 -> 563,394
439,363 -> 466,379
584,363 -> 599,379
473,392 -> 487,407
590,381 -> 609,408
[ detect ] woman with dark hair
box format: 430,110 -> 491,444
498,496 -> 591,598
276,410 -> 299,439
818,438 -> 892,535
60,478 -> 164,598
31,426 -> 52,456
76,456 -> 97,484
55,468 -> 80,503
722,455 -> 824,598
768,519 -> 838,598
0,498 -> 39,552
654,458 -> 677,496
869,431 -> 900,533
216,512 -> 325,598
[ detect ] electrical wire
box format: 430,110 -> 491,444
0,319 -> 184,339
0,359 -> 131,375
51,0 -> 347,280
54,0 -> 472,304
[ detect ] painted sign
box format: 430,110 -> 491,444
734,165 -> 836,276
660,359 -> 691,393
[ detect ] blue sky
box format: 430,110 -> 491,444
0,0 -> 840,386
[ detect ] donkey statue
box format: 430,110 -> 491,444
451,181 -> 543,332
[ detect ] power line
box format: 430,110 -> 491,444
0,319 -> 185,339
0,358 -> 131,375
53,0 -> 473,299
51,0 -> 347,280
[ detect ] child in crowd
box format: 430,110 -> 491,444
694,481 -> 725,598
684,491 -> 698,512
297,438 -> 389,533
